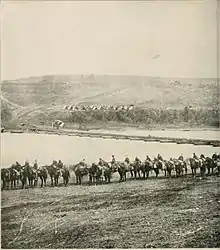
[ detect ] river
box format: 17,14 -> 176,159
1,132 -> 220,167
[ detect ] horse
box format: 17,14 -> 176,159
152,159 -> 165,178
73,164 -> 89,185
206,157 -> 216,175
27,167 -> 38,188
37,166 -> 48,187
103,163 -> 118,183
1,168 -> 10,190
117,161 -> 131,182
9,165 -> 20,189
141,160 -> 154,179
216,158 -> 220,176
88,163 -> 99,183
90,164 -> 103,184
164,160 -> 175,178
45,164 -> 61,187
60,166 -> 70,186
189,158 -> 202,177
131,160 -> 142,179
173,159 -> 185,177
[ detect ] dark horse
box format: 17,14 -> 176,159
173,159 -> 185,177
141,159 -> 154,179
164,160 -> 174,178
152,159 -> 165,178
37,166 -> 48,187
117,161 -> 132,182
102,163 -> 118,183
45,164 -> 61,187
206,157 -> 216,176
73,164 -> 89,185
1,168 -> 10,190
89,163 -> 102,184
60,167 -> 70,186
131,160 -> 142,179
20,164 -> 38,188
189,158 -> 205,177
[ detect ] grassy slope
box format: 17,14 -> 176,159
1,176 -> 220,248
1,75 -> 219,128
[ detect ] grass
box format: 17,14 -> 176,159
1,174 -> 220,248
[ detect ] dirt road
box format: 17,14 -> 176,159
1,175 -> 220,248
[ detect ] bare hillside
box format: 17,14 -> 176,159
1,75 -> 219,129
2,75 -> 219,108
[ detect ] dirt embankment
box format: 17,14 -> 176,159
1,176 -> 220,248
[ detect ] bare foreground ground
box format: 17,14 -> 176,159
1,175 -> 220,248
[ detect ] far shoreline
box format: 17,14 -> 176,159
2,124 -> 220,147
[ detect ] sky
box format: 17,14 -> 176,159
1,0 -> 218,80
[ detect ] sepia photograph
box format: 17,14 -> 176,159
1,0 -> 220,248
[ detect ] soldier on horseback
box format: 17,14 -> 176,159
98,158 -> 104,166
79,158 -> 86,167
33,160 -> 38,170
57,160 -> 63,169
178,154 -> 184,161
193,153 -> 199,160
145,155 -> 151,162
157,154 -> 163,162
111,155 -> 116,164
125,156 -> 130,164
134,156 -> 141,164
212,153 -> 218,161
200,154 -> 206,161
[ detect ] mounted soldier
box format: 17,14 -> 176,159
111,155 -> 116,167
57,160 -> 64,169
157,154 -> 163,162
193,153 -> 199,161
212,153 -> 218,161
125,156 -> 130,164
145,155 -> 151,162
178,154 -> 184,162
79,158 -> 86,167
98,158 -> 104,166
134,156 -> 141,164
33,160 -> 38,170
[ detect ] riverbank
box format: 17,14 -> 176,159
2,125 -> 220,147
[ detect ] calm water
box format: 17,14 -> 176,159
93,128 -> 220,140
1,133 -> 220,168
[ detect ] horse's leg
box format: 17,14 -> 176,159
142,170 -> 145,179
185,167 -> 187,176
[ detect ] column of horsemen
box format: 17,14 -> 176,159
1,152 -> 220,190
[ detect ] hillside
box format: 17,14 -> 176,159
1,75 -> 219,129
